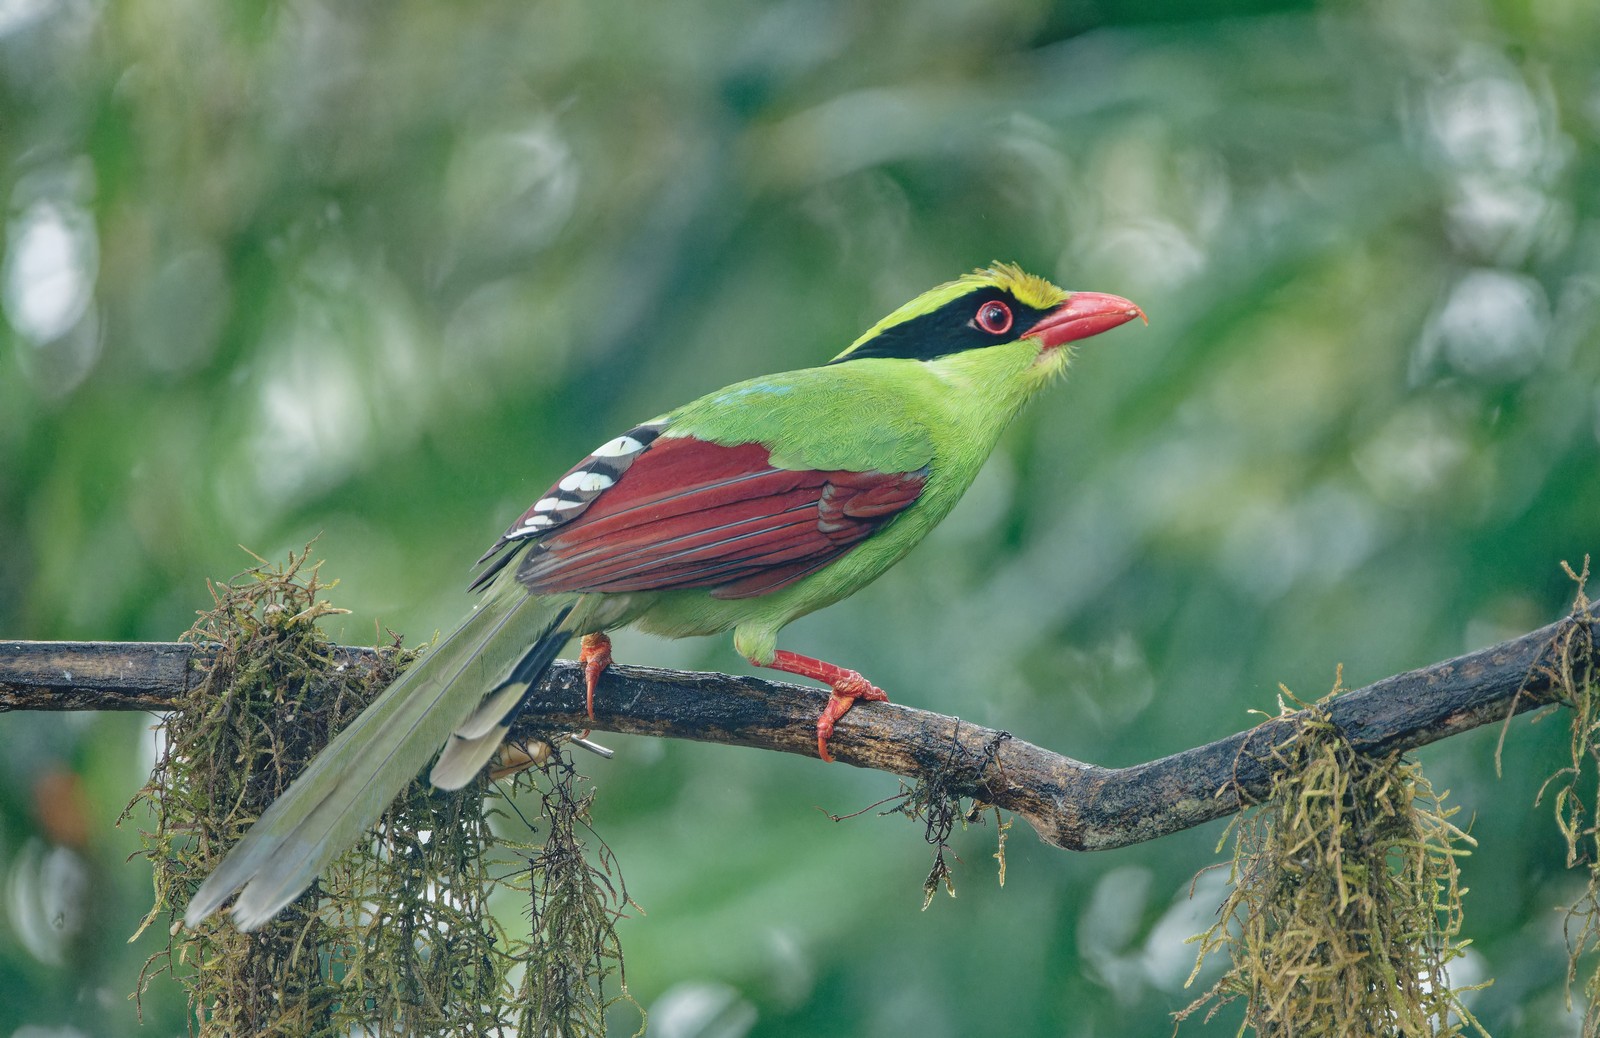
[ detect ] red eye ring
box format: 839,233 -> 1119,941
974,299 -> 1013,335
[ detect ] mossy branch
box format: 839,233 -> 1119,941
4,604 -> 1594,853
112,548 -> 639,1036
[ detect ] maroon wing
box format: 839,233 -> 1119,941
475,432 -> 927,602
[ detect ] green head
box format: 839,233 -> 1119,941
830,262 -> 1144,387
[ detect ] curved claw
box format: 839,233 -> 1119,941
749,649 -> 890,762
816,673 -> 888,761
578,632 -> 613,721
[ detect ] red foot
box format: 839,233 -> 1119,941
753,650 -> 889,762
579,632 -> 612,721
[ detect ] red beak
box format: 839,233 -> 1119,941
1024,291 -> 1146,349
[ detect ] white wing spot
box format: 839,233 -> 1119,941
521,514 -> 555,529
591,435 -> 644,458
560,469 -> 616,493
534,496 -> 584,512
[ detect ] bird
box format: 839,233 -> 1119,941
185,263 -> 1144,931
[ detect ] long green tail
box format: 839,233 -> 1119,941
184,585 -> 579,931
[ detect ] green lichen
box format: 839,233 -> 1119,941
123,546 -> 636,1037
1179,675 -> 1485,1037
500,756 -> 637,1035
1534,559 -> 1600,1035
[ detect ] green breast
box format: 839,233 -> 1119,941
629,342 -> 1052,646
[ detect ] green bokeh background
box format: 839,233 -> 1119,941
3,0 -> 1599,1034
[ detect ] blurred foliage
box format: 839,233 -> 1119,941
1181,681 -> 1481,1036
2,0 -> 1600,1034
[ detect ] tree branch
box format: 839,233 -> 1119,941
2,608 -> 1592,851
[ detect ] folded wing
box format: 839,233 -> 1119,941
480,433 -> 927,601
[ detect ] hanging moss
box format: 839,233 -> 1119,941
123,546 -> 637,1037
879,728 -> 1012,909
500,755 -> 637,1035
1178,674 -> 1485,1038
1533,559 -> 1600,1035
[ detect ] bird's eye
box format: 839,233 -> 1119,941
974,300 -> 1013,335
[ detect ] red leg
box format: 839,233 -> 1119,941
752,650 -> 889,763
578,632 -> 612,720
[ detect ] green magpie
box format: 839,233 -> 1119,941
186,263 -> 1144,930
